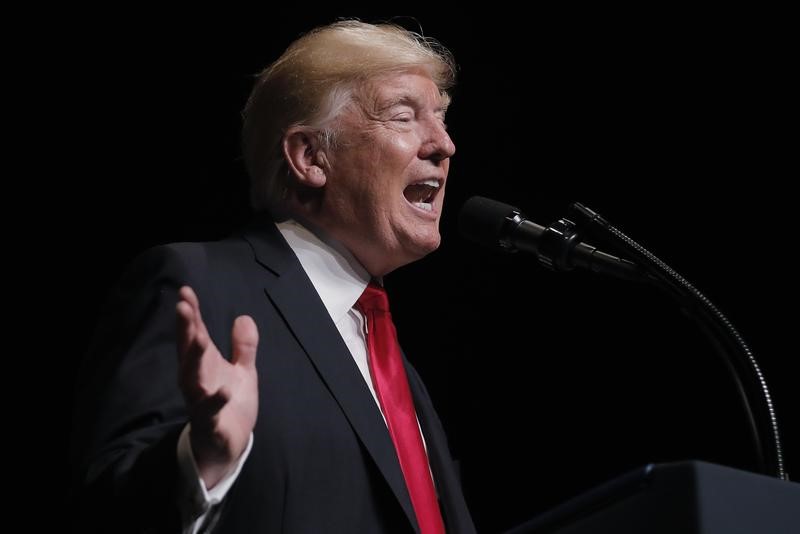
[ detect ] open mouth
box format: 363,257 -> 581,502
402,179 -> 441,212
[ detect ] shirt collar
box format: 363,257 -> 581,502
276,219 -> 371,325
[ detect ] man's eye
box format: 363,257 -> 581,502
392,114 -> 412,122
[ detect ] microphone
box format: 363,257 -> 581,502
458,196 -> 643,281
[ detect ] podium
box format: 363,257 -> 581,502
507,461 -> 800,534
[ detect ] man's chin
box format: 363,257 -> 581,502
371,226 -> 442,274
406,232 -> 442,259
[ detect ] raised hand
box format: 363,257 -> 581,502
176,285 -> 259,489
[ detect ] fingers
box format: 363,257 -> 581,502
231,316 -> 259,369
176,286 -> 210,362
176,287 -> 215,403
178,286 -> 210,338
179,285 -> 200,313
176,300 -> 197,357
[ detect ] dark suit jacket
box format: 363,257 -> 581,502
72,216 -> 475,533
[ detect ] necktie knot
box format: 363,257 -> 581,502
357,282 -> 390,314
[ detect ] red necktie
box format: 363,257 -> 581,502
356,283 -> 446,534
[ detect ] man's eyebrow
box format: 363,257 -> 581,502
375,94 -> 417,112
376,94 -> 450,115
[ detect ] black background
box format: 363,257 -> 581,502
55,9 -> 796,532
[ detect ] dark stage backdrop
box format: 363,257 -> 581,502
61,10 -> 796,532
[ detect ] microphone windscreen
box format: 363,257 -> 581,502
458,196 -> 520,248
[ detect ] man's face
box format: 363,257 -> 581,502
317,71 -> 456,276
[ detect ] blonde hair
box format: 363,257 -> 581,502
242,20 -> 456,215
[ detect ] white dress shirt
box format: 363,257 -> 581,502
276,219 -> 381,410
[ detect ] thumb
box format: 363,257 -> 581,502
231,315 -> 259,368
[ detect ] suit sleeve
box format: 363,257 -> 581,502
72,244 -> 208,532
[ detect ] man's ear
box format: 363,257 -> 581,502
283,127 -> 327,188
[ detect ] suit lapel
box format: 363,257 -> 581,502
243,218 -> 419,532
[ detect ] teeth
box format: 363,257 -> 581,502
413,202 -> 433,211
420,179 -> 440,188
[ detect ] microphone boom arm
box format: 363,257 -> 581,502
567,202 -> 788,480
458,195 -> 787,479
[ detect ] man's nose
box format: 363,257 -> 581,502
419,122 -> 456,162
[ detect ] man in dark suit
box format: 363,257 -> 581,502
72,20 -> 475,533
